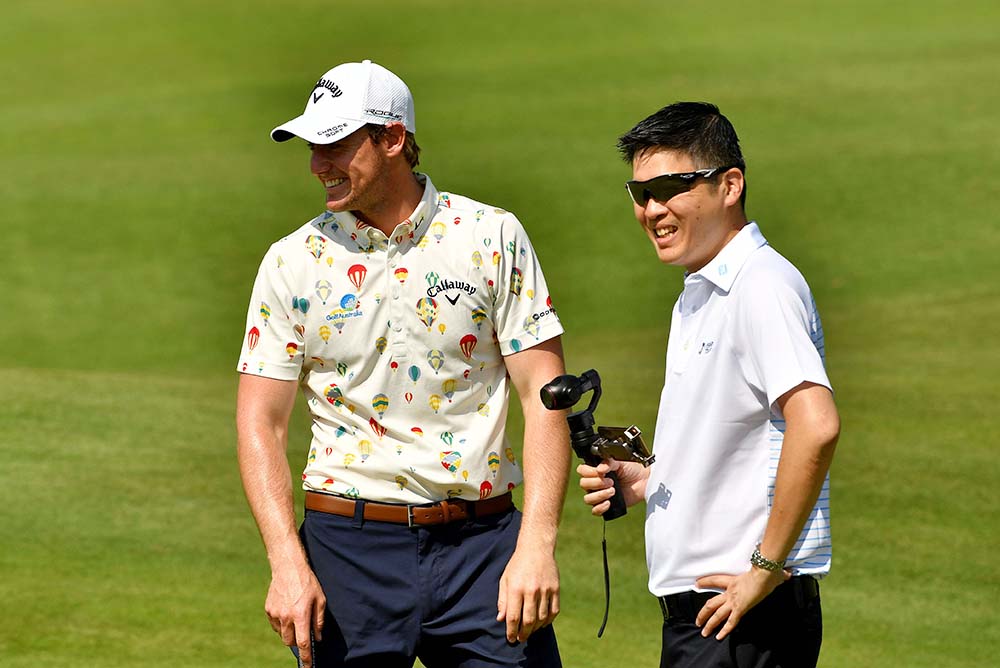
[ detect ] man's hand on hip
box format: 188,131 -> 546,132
694,567 -> 789,640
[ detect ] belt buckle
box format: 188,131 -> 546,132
406,505 -> 416,528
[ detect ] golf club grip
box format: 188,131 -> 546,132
603,470 -> 628,521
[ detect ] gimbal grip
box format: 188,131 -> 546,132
603,471 -> 628,521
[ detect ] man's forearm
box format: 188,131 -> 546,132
236,374 -> 309,571
501,337 -> 570,551
238,429 -> 309,570
517,402 -> 571,551
759,443 -> 834,563
759,388 -> 839,563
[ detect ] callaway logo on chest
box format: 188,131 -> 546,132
426,277 -> 477,305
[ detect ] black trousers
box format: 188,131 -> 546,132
659,577 -> 822,668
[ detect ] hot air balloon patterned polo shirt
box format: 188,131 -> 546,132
238,174 -> 564,504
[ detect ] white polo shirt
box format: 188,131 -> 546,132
645,222 -> 832,596
237,174 -> 563,504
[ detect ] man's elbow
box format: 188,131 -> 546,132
815,410 -> 840,460
781,383 -> 840,455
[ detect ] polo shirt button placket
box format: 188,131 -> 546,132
386,243 -> 408,356
385,241 -> 395,295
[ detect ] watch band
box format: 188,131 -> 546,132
750,545 -> 785,572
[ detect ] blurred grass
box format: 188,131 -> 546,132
2,0 -> 999,666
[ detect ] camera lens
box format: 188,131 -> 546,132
540,385 -> 560,410
539,375 -> 582,410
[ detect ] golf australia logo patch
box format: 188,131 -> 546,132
325,294 -> 364,333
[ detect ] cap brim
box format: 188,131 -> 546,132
270,115 -> 366,144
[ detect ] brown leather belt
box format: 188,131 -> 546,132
305,491 -> 514,527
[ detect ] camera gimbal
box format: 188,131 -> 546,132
540,369 -> 654,521
540,368 -> 656,637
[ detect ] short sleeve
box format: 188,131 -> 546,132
738,272 -> 831,409
236,244 -> 306,380
490,213 -> 563,355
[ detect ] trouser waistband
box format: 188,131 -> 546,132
658,575 -> 820,623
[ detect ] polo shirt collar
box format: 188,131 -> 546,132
324,173 -> 439,243
388,173 -> 437,243
688,221 -> 767,293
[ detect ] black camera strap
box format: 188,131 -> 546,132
598,522 -> 610,638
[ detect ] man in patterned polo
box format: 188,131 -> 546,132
236,60 -> 568,668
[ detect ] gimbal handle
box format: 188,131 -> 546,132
566,396 -> 627,522
542,369 -> 630,520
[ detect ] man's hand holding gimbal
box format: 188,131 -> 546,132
577,459 -> 649,516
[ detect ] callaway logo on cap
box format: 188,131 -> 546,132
270,59 -> 416,144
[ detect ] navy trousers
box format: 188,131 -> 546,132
299,503 -> 561,668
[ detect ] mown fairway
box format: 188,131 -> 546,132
1,1 -> 998,666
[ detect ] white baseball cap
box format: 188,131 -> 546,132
270,59 -> 415,144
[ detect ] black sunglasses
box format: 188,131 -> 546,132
625,166 -> 735,206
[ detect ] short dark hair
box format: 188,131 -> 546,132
366,123 -> 421,168
617,102 -> 747,207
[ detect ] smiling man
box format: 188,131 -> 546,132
577,102 -> 840,668
236,60 -> 567,668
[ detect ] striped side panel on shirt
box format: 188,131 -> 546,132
766,298 -> 832,571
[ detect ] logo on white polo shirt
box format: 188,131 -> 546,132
529,295 -> 557,322
698,341 -> 715,355
646,483 -> 672,518
325,293 -> 364,333
425,273 -> 477,306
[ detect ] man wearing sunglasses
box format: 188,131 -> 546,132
578,102 -> 840,668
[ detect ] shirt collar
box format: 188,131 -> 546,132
400,173 -> 437,242
321,173 -> 439,245
687,221 -> 767,292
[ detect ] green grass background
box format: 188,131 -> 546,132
2,0 -> 998,665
